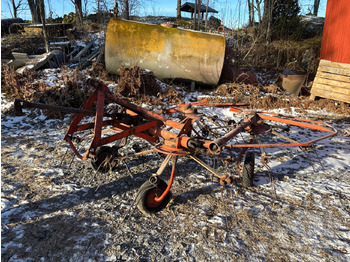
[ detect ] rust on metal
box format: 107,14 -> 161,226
105,18 -> 226,85
15,79 -> 338,214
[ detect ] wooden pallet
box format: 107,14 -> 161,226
310,59 -> 350,103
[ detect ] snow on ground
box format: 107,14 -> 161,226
1,78 -> 350,261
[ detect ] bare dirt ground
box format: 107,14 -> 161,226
2,88 -> 350,261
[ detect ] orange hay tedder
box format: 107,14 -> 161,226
15,79 -> 337,215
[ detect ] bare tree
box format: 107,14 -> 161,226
255,0 -> 262,24
95,0 -> 101,14
313,0 -> 320,16
197,0 -> 201,29
116,0 -> 154,18
260,0 -> 300,40
204,0 -> 209,30
9,0 -> 24,18
193,0 -> 197,29
83,0 -> 89,17
177,0 -> 181,21
122,0 -> 130,19
247,0 -> 254,26
38,0 -> 50,52
70,0 -> 83,27
27,0 -> 41,23
260,0 -> 276,41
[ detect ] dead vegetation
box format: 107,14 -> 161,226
1,64 -> 91,118
88,62 -> 118,83
215,82 -> 350,115
2,60 -> 349,118
114,65 -> 161,98
1,64 -> 49,100
1,62 -> 186,118
227,35 -> 322,80
1,34 -> 46,59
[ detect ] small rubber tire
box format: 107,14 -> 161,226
91,146 -> 117,173
136,179 -> 171,216
242,152 -> 255,188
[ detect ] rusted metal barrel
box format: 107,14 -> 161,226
105,18 -> 226,85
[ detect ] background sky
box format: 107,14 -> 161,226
1,0 -> 327,28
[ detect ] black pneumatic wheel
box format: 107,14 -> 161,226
242,152 -> 255,188
91,146 -> 117,173
136,179 -> 171,216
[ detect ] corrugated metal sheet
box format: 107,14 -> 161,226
320,0 -> 350,64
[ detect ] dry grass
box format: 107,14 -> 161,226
1,64 -> 91,118
88,62 -> 118,83
1,33 -> 46,59
158,86 -> 183,105
229,37 -> 322,78
1,62 -> 188,119
1,64 -> 49,100
214,82 -> 350,115
114,65 -> 161,98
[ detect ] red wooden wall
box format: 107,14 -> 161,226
320,0 -> 350,64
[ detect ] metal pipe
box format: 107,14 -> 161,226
14,99 -> 99,116
209,114 -> 259,154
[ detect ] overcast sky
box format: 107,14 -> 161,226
1,0 -> 326,28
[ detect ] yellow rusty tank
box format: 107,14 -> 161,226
105,18 -> 226,85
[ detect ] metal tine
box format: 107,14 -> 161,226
300,148 -> 317,172
256,135 -> 278,201
59,146 -> 70,167
230,182 -> 239,226
263,161 -> 278,203
93,154 -> 114,191
312,146 -> 329,174
67,154 -> 76,170
122,159 -> 134,179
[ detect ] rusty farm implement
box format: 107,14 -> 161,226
14,79 -> 337,215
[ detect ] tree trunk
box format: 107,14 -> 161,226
35,0 -> 41,22
205,0 -> 209,30
248,0 -> 252,26
197,0 -> 201,30
122,0 -> 129,20
11,0 -> 18,18
27,0 -> 41,23
75,0 -> 83,27
38,0 -> 50,52
251,0 -> 255,25
193,0 -> 197,30
83,0 -> 89,17
177,0 -> 181,21
313,0 -> 320,16
248,0 -> 255,26
70,0 -> 83,28
255,0 -> 262,24
261,0 -> 274,41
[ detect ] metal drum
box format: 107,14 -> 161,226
105,18 -> 225,85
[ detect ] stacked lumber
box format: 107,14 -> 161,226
310,59 -> 350,103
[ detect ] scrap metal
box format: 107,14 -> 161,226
14,79 -> 337,215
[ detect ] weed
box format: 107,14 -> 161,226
114,65 -> 160,98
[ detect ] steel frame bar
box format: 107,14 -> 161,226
14,78 -> 339,206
